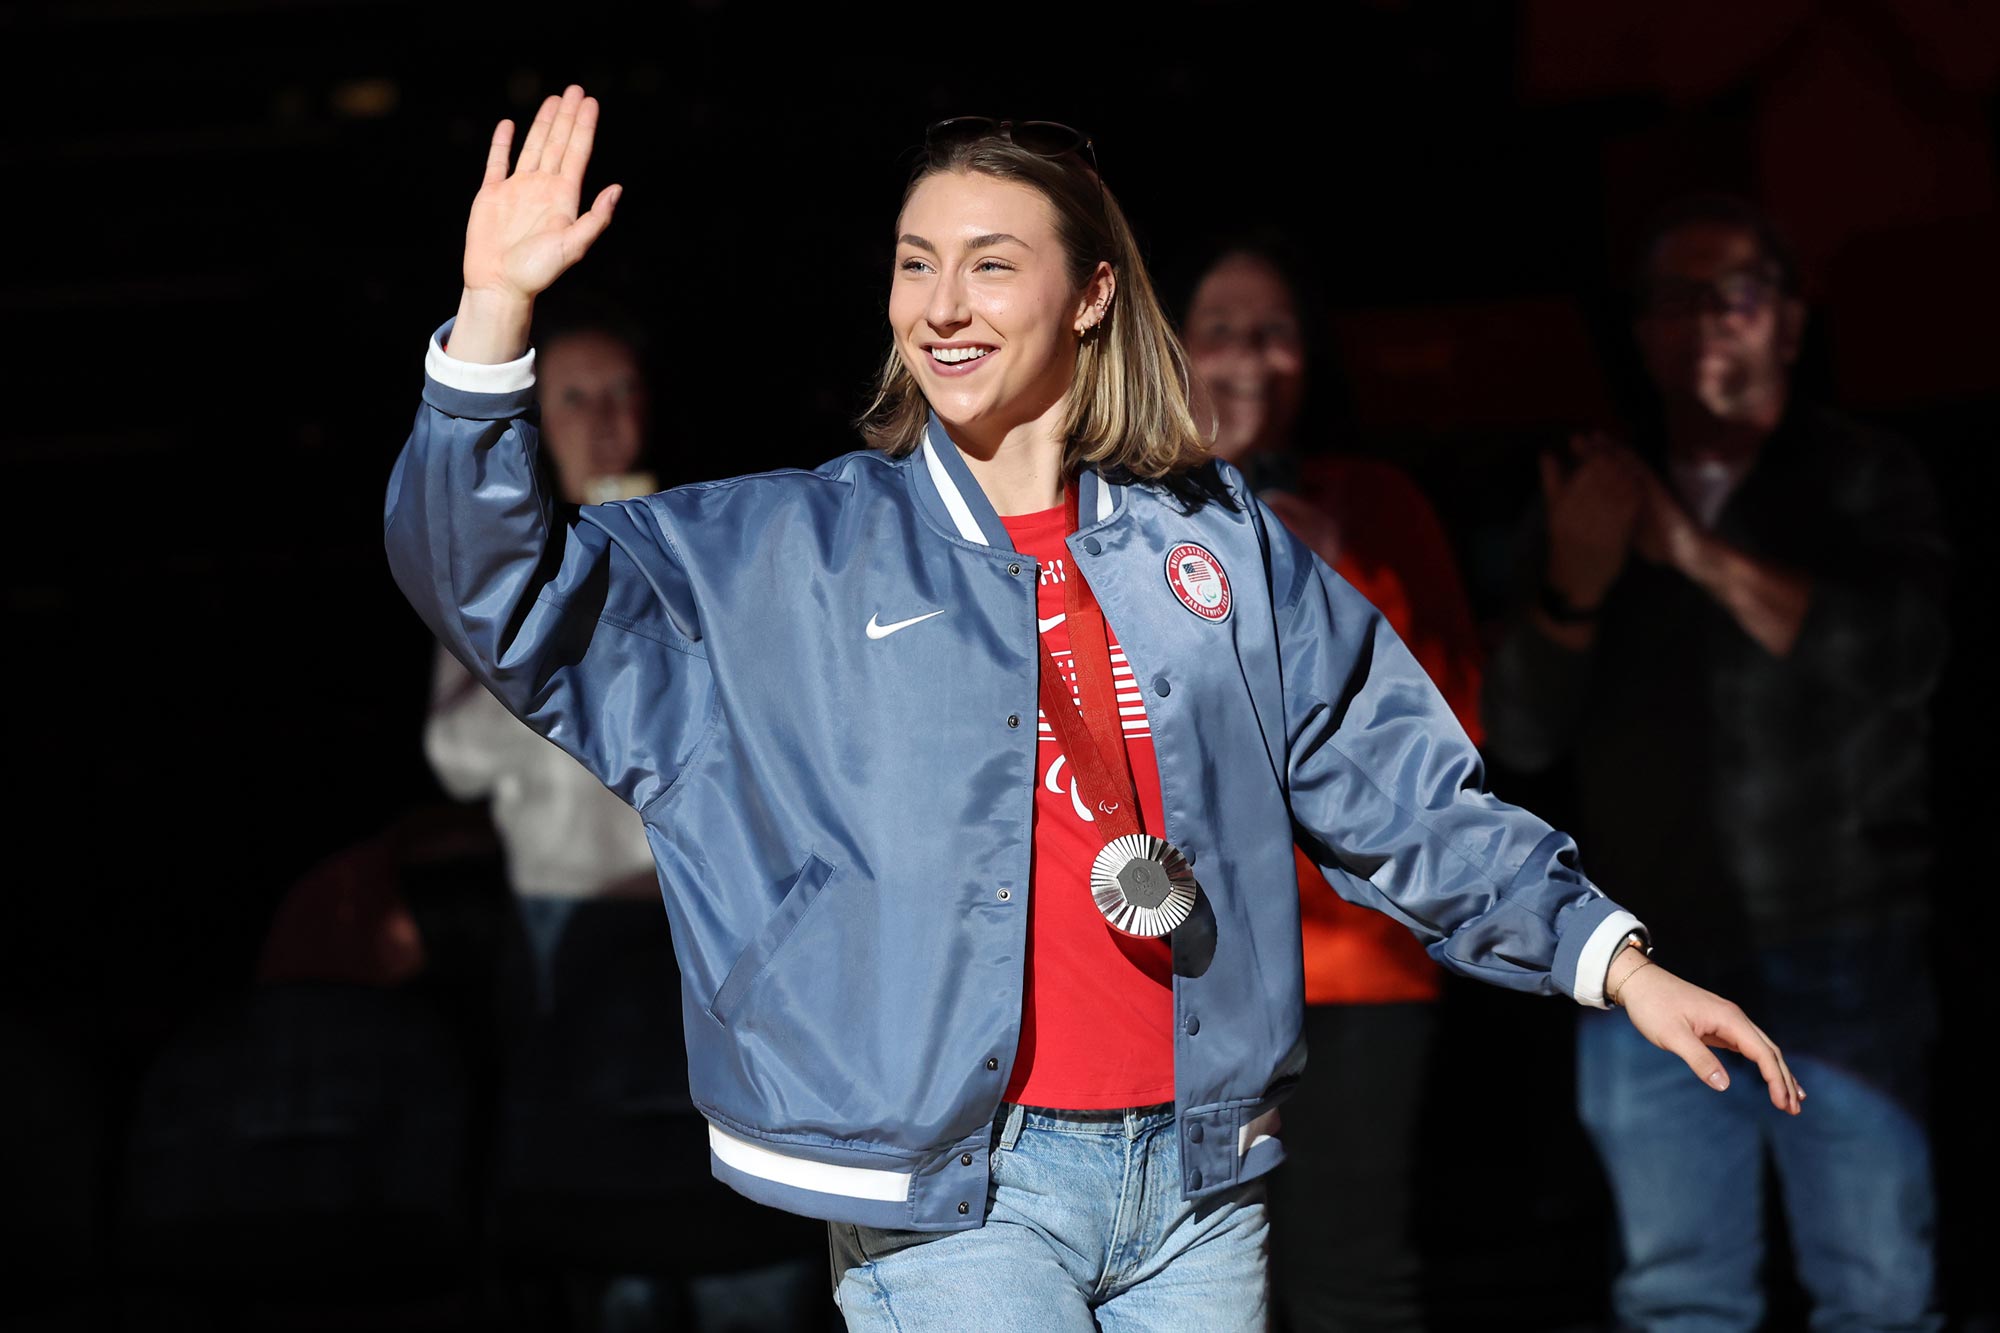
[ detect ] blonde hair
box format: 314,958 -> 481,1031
855,135 -> 1210,482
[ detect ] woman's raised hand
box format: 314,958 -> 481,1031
444,87 -> 619,365
464,85 -> 621,303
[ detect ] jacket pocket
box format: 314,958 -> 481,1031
707,851 -> 839,1026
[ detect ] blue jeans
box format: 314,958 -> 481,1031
1577,1007 -> 1939,1332
828,1102 -> 1268,1331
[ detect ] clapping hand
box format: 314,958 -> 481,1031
1540,431 -> 1643,612
1624,459 -> 1706,573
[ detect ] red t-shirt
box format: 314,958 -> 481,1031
999,504 -> 1176,1109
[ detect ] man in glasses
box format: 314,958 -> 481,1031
1483,195 -> 1947,1331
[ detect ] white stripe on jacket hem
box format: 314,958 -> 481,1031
710,1105 -> 1285,1206
708,1123 -> 914,1203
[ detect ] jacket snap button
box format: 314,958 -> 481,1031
1189,1170 -> 1203,1190
996,888 -> 1011,901
1153,676 -> 1171,697
985,1057 -> 999,1070
1008,562 -> 1022,576
1083,537 -> 1102,556
1187,1123 -> 1204,1145
1006,714 -> 1020,729
957,1201 -> 970,1215
1184,1014 -> 1201,1035
961,1153 -> 974,1166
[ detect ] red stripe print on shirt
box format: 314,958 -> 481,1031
1035,552 -> 1151,739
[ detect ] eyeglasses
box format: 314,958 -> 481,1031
925,117 -> 1099,178
1643,268 -> 1780,320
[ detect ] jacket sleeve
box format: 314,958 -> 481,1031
384,319 -> 713,814
1350,464 -> 1488,746
1257,493 -> 1639,1006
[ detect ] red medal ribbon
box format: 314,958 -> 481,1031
1033,485 -> 1144,845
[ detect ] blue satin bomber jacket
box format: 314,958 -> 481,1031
384,320 -> 1643,1233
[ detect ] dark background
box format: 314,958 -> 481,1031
6,1 -> 1996,1328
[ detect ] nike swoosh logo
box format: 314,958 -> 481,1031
866,609 -> 947,640
1038,613 -> 1067,633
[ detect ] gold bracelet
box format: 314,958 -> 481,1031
1609,957 -> 1655,1007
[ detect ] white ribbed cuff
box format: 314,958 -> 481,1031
1573,909 -> 1646,1009
425,324 -> 536,394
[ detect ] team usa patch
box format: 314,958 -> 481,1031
1165,543 -> 1232,622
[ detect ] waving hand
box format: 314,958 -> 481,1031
464,85 -> 621,301
449,85 -> 621,365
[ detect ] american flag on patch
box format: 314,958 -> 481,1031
1178,555 -> 1216,589
1166,541 -> 1232,620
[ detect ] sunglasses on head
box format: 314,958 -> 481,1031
925,117 -> 1099,178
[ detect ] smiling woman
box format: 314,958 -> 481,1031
857,129 -> 1209,513
386,84 -> 1805,1333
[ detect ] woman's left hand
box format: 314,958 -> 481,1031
1617,962 -> 1805,1115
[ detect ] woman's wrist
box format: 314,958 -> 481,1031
448,285 -> 536,364
1605,934 -> 1654,1006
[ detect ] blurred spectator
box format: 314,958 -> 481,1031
1484,195 -> 1947,1331
426,297 -> 825,1332
1185,239 -> 1485,1333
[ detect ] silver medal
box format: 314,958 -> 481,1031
1089,834 -> 1199,938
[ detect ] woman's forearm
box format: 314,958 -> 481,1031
446,285 -> 535,364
